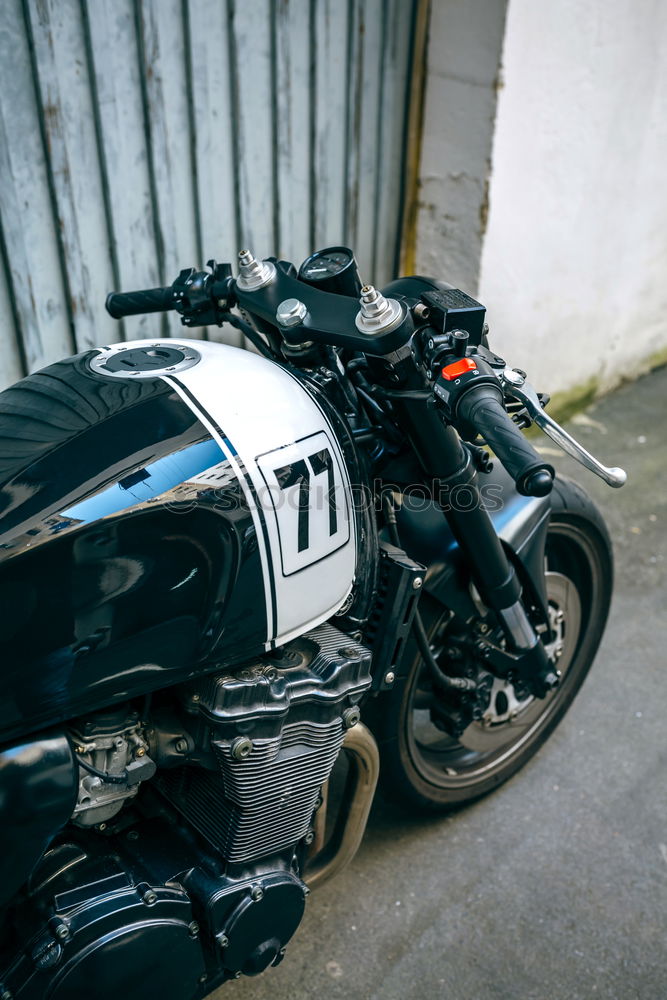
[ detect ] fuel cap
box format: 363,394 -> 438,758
89,343 -> 201,379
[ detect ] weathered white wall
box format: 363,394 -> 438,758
415,0 -> 508,291
479,0 -> 667,397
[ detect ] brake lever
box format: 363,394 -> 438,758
501,370 -> 627,488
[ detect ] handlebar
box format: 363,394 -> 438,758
456,384 -> 554,496
104,257 -> 414,355
105,287 -> 176,319
103,248 -> 625,494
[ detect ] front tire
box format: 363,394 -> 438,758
372,476 -> 613,812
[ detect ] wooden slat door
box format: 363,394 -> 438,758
0,0 -> 419,389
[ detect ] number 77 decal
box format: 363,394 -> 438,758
256,431 -> 351,576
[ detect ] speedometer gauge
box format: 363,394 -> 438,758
298,246 -> 362,298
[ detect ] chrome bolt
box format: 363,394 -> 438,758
342,706 -> 361,729
503,368 -> 526,387
413,303 -> 430,320
303,886 -> 310,897
231,736 -> 253,761
174,738 -> 188,753
54,923 -> 69,941
250,885 -> 264,901
188,921 -> 199,938
276,297 -> 308,328
236,249 -> 276,291
359,285 -> 388,315
191,693 -> 200,703
384,671 -> 395,685
360,285 -> 381,310
412,576 -> 423,590
304,830 -> 315,845
218,934 -> 229,949
355,285 -> 403,335
143,890 -> 158,906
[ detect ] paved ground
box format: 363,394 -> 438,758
218,366 -> 667,1000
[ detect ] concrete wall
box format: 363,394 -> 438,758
414,0 -> 509,291
478,0 -> 667,397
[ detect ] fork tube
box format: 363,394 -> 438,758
398,395 -> 524,614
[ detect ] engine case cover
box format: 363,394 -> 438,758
0,846 -> 205,1000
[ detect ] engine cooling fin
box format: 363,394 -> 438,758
157,623 -> 372,864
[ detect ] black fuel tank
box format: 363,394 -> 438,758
0,351 -> 267,743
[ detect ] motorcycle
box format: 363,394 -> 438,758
0,245 -> 625,998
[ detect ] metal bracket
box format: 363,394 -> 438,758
365,540 -> 426,691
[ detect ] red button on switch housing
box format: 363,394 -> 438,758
441,358 -> 477,381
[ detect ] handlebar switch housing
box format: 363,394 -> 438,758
172,261 -> 234,327
434,354 -> 555,498
433,353 -> 499,435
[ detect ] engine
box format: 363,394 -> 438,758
0,624 -> 371,1000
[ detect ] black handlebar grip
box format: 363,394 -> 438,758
457,385 -> 554,497
105,286 -> 175,319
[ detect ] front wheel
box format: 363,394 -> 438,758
373,476 -> 613,811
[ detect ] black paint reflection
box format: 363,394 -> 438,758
0,388 -> 267,742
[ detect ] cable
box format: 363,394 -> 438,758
354,386 -> 403,446
382,490 -> 401,547
374,386 -> 432,401
71,745 -> 128,785
412,610 -> 477,693
324,347 -> 360,413
219,312 -> 280,361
